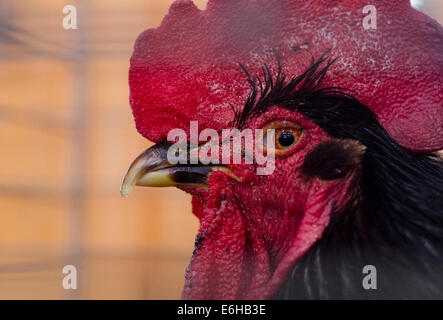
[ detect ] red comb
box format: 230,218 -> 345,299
129,0 -> 443,152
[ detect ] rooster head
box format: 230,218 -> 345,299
121,0 -> 443,299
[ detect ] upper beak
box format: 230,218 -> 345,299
120,141 -> 237,197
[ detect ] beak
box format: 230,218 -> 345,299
120,141 -> 237,197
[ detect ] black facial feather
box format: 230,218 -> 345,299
235,54 -> 443,299
300,139 -> 365,181
232,50 -> 352,129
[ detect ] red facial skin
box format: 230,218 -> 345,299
179,108 -> 359,299
129,0 -> 443,299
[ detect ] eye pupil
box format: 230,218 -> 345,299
278,131 -> 295,147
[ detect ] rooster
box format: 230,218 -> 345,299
121,0 -> 443,299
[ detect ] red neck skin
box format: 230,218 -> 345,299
181,168 -> 355,300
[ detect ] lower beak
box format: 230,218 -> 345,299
120,141 -> 234,197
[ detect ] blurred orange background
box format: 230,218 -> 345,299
0,0 -> 441,299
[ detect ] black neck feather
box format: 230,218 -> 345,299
234,53 -> 443,299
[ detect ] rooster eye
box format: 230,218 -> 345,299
262,121 -> 303,156
278,131 -> 296,147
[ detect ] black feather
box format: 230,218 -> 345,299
235,53 -> 443,299
300,139 -> 365,181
